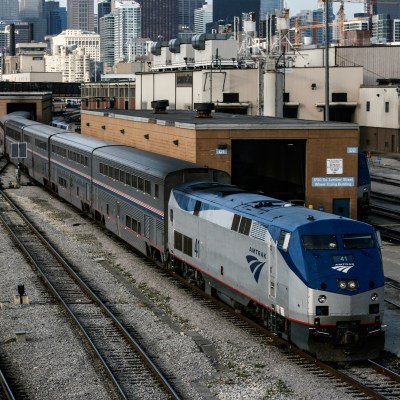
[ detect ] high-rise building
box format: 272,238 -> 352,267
99,13 -> 115,69
67,0 -> 94,31
0,0 -> 19,21
45,1 -> 67,36
98,1 -> 112,27
178,0 -> 205,32
19,0 -> 46,41
114,0 -> 141,63
135,0 -> 177,41
370,0 -> 400,19
50,29 -> 100,61
194,2 -> 213,34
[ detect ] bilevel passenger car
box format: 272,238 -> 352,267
1,113 -> 385,361
168,182 -> 385,361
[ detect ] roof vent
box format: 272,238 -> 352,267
151,100 -> 169,114
194,102 -> 214,118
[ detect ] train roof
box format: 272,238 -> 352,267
23,123 -> 65,139
93,145 -> 212,179
174,182 -> 367,231
4,116 -> 42,131
51,132 -> 113,151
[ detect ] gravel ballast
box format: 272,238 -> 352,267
0,171 -> 371,399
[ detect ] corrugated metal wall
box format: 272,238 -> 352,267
336,46 -> 400,85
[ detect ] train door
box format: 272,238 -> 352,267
332,198 -> 350,218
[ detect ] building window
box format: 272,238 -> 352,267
385,102 -> 389,113
366,101 -> 370,112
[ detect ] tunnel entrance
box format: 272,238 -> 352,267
231,139 -> 306,202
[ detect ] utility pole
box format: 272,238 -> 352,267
325,0 -> 330,121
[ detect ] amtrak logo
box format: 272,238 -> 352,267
332,264 -> 354,273
246,255 -> 266,283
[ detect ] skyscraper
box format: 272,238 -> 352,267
45,1 -> 67,36
99,13 -> 115,69
0,0 -> 19,21
370,0 -> 400,19
19,0 -> 46,41
135,0 -> 178,41
114,0 -> 141,63
67,0 -> 94,31
178,0 -> 205,32
98,0 -> 112,27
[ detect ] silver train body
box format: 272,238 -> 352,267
2,113 -> 385,361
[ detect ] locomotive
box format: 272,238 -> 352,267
1,113 -> 385,361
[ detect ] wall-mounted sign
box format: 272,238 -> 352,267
347,147 -> 358,153
327,158 -> 343,174
312,177 -> 355,187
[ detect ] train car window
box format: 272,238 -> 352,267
120,170 -> 125,183
108,166 -> 114,178
342,234 -> 374,249
103,164 -> 108,176
239,217 -> 251,235
99,163 -> 104,174
114,168 -> 119,180
302,235 -> 337,250
231,214 -> 241,231
25,135 -> 31,144
138,177 -> 144,191
132,175 -> 138,189
85,156 -> 88,167
126,215 -> 132,229
144,180 -> 151,195
125,173 -> 131,186
155,184 -> 159,199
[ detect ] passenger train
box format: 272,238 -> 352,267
0,113 -> 385,362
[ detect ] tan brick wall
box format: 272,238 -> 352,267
81,112 -> 360,218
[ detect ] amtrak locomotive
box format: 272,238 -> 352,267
1,113 -> 385,361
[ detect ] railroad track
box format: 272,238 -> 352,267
2,161 -> 399,399
0,187 -> 181,400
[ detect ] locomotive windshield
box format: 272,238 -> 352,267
342,234 -> 375,249
301,235 -> 337,250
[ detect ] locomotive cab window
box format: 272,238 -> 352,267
342,234 -> 374,249
302,235 -> 337,250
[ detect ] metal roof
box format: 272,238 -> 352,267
93,145 -> 208,179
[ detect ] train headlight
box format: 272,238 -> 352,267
371,293 -> 378,301
318,295 -> 327,303
363,187 -> 368,192
348,280 -> 357,290
338,279 -> 358,291
338,281 -> 347,290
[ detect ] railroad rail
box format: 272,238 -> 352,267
0,186 -> 181,400
161,268 -> 400,400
